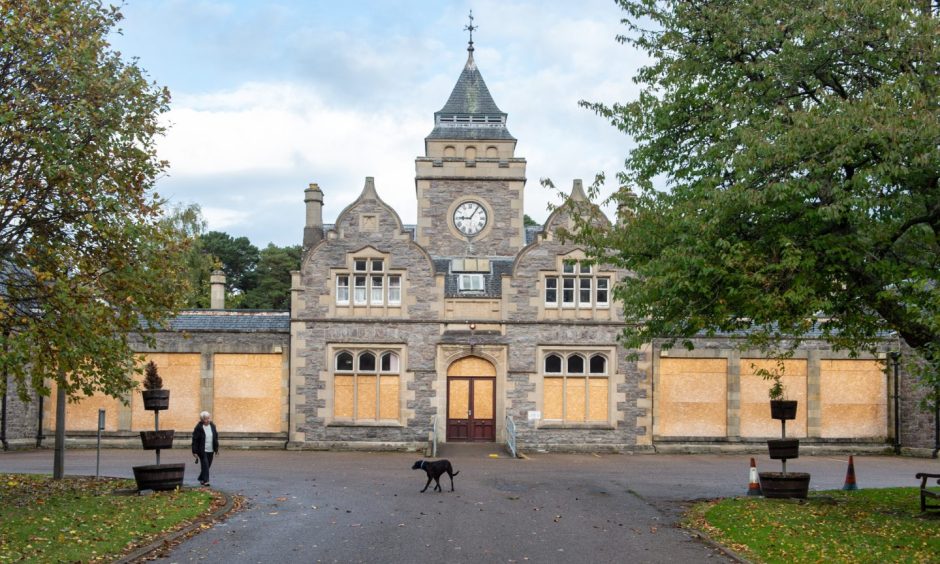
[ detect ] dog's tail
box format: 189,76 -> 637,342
452,470 -> 460,476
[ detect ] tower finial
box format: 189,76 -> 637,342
464,10 -> 477,53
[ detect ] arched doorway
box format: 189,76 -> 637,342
446,356 -> 496,442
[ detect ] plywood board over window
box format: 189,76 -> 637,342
473,379 -> 494,419
657,358 -> 727,437
357,375 -> 378,420
820,360 -> 887,438
213,353 -> 283,433
44,381 -> 121,432
543,378 -> 563,420
334,376 -> 354,418
449,379 -> 470,419
588,378 -> 608,422
447,356 -> 497,377
379,376 -> 399,420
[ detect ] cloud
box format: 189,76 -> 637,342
140,1 -> 647,246
201,207 -> 251,230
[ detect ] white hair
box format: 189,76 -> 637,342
200,411 -> 211,419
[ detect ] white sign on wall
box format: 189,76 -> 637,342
527,410 -> 541,421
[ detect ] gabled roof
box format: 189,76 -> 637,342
427,50 -> 515,141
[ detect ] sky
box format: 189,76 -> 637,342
110,1 -> 647,247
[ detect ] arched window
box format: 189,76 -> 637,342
380,352 -> 399,372
543,351 -> 609,424
545,354 -> 562,373
334,348 -> 401,422
358,352 -> 376,372
336,352 -> 354,371
567,354 -> 585,374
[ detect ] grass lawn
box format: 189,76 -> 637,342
688,487 -> 940,563
0,473 -> 216,562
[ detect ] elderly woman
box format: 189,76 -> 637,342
191,411 -> 219,486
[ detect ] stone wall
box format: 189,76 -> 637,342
897,342 -> 939,452
2,381 -> 40,448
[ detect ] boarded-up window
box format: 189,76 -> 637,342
542,352 -> 609,423
589,378 -> 608,421
335,375 -> 354,418
333,350 -> 401,422
449,379 -> 470,419
379,376 -> 399,419
566,377 -> 586,420
473,379 -> 494,419
544,378 -> 563,420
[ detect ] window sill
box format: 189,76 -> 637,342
537,422 -> 615,430
327,420 -> 403,428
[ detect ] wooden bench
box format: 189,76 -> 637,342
915,472 -> 940,512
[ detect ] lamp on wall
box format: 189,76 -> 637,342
468,322 -> 476,354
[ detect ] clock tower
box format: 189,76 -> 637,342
414,38 -> 527,258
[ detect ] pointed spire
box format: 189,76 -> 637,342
569,179 -> 588,202
427,14 -> 514,142
360,176 -> 378,200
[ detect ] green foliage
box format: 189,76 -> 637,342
143,361 -> 162,391
523,214 -> 539,228
199,231 -> 260,297
0,474 -> 213,562
164,203 -> 214,308
573,1 -> 940,399
690,488 -> 940,563
240,244 -> 302,310
0,1 -> 189,401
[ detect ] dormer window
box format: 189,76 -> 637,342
458,273 -> 485,292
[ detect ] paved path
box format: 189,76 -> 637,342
2,446 -> 936,563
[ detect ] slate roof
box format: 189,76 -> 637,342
155,310 -> 290,333
433,257 -> 515,298
427,51 -> 515,141
525,225 -> 542,245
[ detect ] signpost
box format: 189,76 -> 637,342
96,409 -> 105,478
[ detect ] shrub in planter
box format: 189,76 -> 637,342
141,360 -> 169,411
753,354 -> 810,499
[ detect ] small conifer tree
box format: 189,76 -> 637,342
143,361 -> 163,391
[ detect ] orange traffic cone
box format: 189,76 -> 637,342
747,457 -> 762,496
842,455 -> 858,491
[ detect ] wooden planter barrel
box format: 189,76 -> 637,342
759,472 -> 811,499
142,389 -> 170,411
132,463 -> 185,491
140,430 -> 175,450
770,400 -> 798,420
767,438 -> 800,460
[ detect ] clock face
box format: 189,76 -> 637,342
453,201 -> 488,237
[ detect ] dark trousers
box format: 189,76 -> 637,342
197,452 -> 214,483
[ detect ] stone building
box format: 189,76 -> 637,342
3,42 -> 935,455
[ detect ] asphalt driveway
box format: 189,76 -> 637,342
2,445 -> 936,563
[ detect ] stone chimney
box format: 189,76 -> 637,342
210,270 -> 226,310
303,182 -> 324,249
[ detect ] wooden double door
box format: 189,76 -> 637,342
447,376 -> 496,442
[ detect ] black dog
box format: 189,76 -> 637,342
412,459 -> 459,492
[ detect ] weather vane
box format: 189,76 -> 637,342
464,10 -> 477,52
